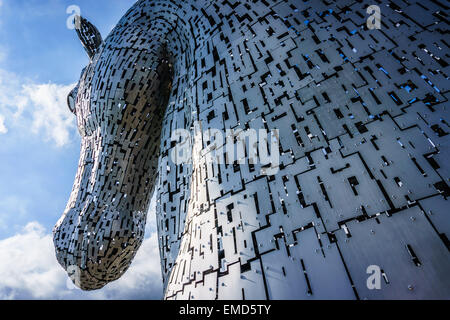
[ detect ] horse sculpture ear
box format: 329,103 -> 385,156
74,15 -> 103,59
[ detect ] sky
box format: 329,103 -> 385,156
0,0 -> 164,299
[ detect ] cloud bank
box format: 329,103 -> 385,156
0,69 -> 76,147
0,218 -> 163,300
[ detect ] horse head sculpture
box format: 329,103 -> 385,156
54,0 -> 450,299
53,13 -> 174,290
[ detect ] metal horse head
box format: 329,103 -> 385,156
53,14 -> 173,290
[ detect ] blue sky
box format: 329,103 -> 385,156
0,0 -> 163,299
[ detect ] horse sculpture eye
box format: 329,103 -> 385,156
67,87 -> 77,114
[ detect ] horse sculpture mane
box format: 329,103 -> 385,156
54,0 -> 450,299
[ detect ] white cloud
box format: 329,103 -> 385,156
0,218 -> 163,300
0,69 -> 76,147
23,83 -> 76,147
0,114 -> 7,134
0,222 -> 66,299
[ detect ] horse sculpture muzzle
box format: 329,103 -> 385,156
53,15 -> 173,290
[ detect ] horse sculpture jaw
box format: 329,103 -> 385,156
53,14 -> 173,290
